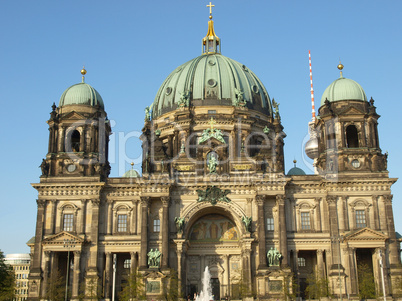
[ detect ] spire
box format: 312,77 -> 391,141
202,2 -> 221,54
81,66 -> 87,83
308,50 -> 316,122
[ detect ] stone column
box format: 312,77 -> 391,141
342,196 -> 349,231
256,195 -> 267,269
139,197 -> 149,269
79,199 -> 87,235
161,196 -> 170,269
174,239 -> 186,297
107,201 -> 113,235
79,127 -> 85,152
317,249 -> 324,278
132,200 -> 138,234
276,195 -> 288,266
242,248 -> 253,293
382,195 -> 400,266
72,251 -> 81,298
347,248 -> 358,295
314,198 -> 322,232
372,195 -> 380,230
41,251 -> 51,297
326,196 -> 341,266
30,199 -> 46,288
87,199 -> 100,276
105,252 -> 112,300
375,248 -> 390,296
225,254 -> 230,297
130,252 -> 136,274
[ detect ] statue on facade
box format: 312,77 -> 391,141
242,216 -> 252,232
147,249 -> 161,268
39,159 -> 49,176
177,90 -> 190,108
145,106 -> 151,121
175,217 -> 185,234
208,153 -> 218,174
267,247 -> 282,267
272,99 -> 280,119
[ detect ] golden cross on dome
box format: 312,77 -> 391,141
207,2 -> 215,16
209,117 -> 216,131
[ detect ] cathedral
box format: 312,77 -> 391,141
28,4 -> 402,301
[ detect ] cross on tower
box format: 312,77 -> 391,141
207,2 -> 215,16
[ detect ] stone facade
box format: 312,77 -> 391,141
27,14 -> 402,301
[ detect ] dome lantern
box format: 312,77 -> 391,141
202,2 -> 220,54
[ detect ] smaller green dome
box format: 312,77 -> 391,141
59,82 -> 104,109
320,76 -> 367,106
287,166 -> 306,176
122,169 -> 140,178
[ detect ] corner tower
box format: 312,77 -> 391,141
310,64 -> 386,175
41,68 -> 111,180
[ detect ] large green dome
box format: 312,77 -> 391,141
59,82 -> 104,109
320,76 -> 367,106
152,53 -> 272,118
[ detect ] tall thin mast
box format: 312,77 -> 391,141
309,50 -> 316,121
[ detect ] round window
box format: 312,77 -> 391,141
67,164 -> 76,172
351,159 -> 360,168
208,60 -> 216,66
165,87 -> 172,95
207,79 -> 217,87
252,85 -> 259,93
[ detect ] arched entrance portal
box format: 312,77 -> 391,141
185,213 -> 244,300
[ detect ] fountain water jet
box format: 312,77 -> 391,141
195,266 -> 214,301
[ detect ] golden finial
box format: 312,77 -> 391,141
207,2 -> 215,19
293,159 -> 297,167
337,60 -> 344,78
131,162 -> 134,169
81,66 -> 87,83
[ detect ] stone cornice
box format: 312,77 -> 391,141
32,183 -> 104,198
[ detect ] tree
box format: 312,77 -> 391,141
43,269 -> 66,301
161,269 -> 181,301
282,273 -> 298,301
79,276 -> 102,301
305,272 -> 331,300
0,250 -> 15,301
119,271 -> 146,301
358,263 -> 376,300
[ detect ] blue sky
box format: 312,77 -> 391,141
1,0 -> 401,255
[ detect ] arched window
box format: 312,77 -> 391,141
346,125 -> 359,148
71,130 -> 80,152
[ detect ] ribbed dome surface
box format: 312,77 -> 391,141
152,53 -> 272,118
122,169 -> 140,178
320,76 -> 367,106
59,82 -> 104,109
287,167 -> 306,176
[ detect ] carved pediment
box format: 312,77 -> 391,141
344,227 -> 388,242
339,105 -> 365,116
61,111 -> 87,120
42,231 -> 84,245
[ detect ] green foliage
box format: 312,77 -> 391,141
43,269 -> 66,301
358,263 -> 376,300
78,276 -> 102,301
304,272 -> 331,300
161,269 -> 181,301
0,250 -> 15,301
237,268 -> 253,298
282,273 -> 298,301
119,271 -> 146,301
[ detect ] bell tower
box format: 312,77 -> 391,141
41,68 -> 111,180
310,64 -> 387,175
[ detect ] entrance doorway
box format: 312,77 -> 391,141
211,278 -> 220,300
